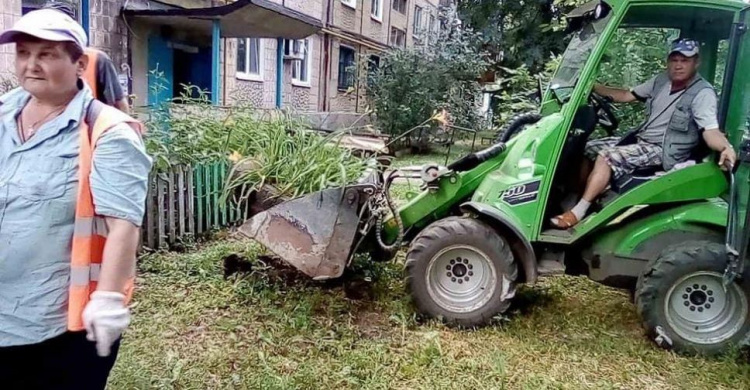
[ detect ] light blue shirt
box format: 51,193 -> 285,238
0,86 -> 152,346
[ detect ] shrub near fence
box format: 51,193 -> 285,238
141,162 -> 241,251
136,84 -> 370,251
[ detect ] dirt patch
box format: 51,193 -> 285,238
257,255 -> 312,286
353,308 -> 393,339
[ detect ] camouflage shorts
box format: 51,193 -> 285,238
584,137 -> 663,180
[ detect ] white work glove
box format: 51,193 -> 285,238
82,291 -> 131,357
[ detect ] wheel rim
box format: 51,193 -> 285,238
425,245 -> 498,314
665,271 -> 749,345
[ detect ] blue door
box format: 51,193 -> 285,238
147,34 -> 174,105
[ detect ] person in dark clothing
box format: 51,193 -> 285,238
42,0 -> 130,112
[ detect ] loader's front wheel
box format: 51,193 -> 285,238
405,217 -> 518,327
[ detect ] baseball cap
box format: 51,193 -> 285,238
0,9 -> 87,50
670,38 -> 700,57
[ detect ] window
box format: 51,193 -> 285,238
390,27 -> 406,48
428,14 -> 436,34
371,0 -> 383,21
341,0 -> 356,9
338,46 -> 356,90
393,0 -> 407,14
24,0 -> 79,15
290,39 -> 312,86
413,6 -> 424,35
367,55 -> 380,87
236,38 -> 263,81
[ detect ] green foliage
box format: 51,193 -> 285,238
143,83 -> 231,171
597,27 -> 679,134
142,70 -> 368,202
363,4 -> 490,149
223,118 -> 370,200
456,0 -> 590,73
490,58 -> 559,125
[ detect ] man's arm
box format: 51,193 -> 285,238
593,83 -> 638,103
114,97 -> 130,114
593,75 -> 657,104
703,128 -> 736,168
694,89 -> 737,168
95,52 -> 128,112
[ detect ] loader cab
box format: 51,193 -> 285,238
538,0 -> 750,231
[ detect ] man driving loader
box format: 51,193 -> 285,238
551,38 -> 738,229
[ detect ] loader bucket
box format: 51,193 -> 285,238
238,186 -> 366,280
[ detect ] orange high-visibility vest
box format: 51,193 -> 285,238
67,99 -> 144,331
82,48 -> 100,101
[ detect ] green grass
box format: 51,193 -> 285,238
111,238 -> 749,389
110,147 -> 749,389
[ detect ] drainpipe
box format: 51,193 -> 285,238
322,0 -> 334,111
211,19 -> 221,105
276,37 -> 284,108
81,0 -> 90,40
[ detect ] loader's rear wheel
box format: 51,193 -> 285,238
635,241 -> 750,356
405,217 -> 517,327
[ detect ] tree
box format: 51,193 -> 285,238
363,3 -> 490,151
455,0 -> 590,74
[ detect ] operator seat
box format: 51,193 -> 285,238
611,140 -> 712,194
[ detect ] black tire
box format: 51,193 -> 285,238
494,112 -> 543,143
635,241 -> 750,356
405,216 -> 518,327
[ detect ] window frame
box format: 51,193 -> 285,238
337,45 -> 357,91
236,38 -> 264,82
371,0 -> 383,22
367,54 -> 381,87
393,0 -> 407,15
291,38 -> 313,87
341,0 -> 356,9
413,5 -> 424,36
390,27 -> 406,48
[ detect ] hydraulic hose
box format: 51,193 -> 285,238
375,171 -> 404,252
447,143 -> 507,172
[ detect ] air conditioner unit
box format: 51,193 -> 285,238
284,52 -> 304,61
283,40 -> 305,62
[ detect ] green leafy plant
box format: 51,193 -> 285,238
223,115 -> 370,203
141,69 -> 369,206
363,3 -> 491,151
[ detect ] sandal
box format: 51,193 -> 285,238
550,210 -> 579,229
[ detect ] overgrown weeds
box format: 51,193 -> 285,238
141,83 -> 371,205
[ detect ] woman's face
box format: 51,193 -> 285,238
15,39 -> 84,99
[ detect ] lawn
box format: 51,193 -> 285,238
109,147 -> 750,389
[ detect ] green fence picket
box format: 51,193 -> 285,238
204,164 -> 212,231
220,163 -> 228,225
195,165 -> 204,234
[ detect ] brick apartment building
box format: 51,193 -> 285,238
0,0 -> 441,113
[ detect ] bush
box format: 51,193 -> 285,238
363,3 -> 490,151
141,80 -> 369,204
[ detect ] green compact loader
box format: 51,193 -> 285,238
240,0 -> 750,356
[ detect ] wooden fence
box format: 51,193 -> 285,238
142,162 -> 243,250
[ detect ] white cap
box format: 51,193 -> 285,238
0,9 -> 87,49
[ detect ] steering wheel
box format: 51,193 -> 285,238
589,92 -> 619,135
